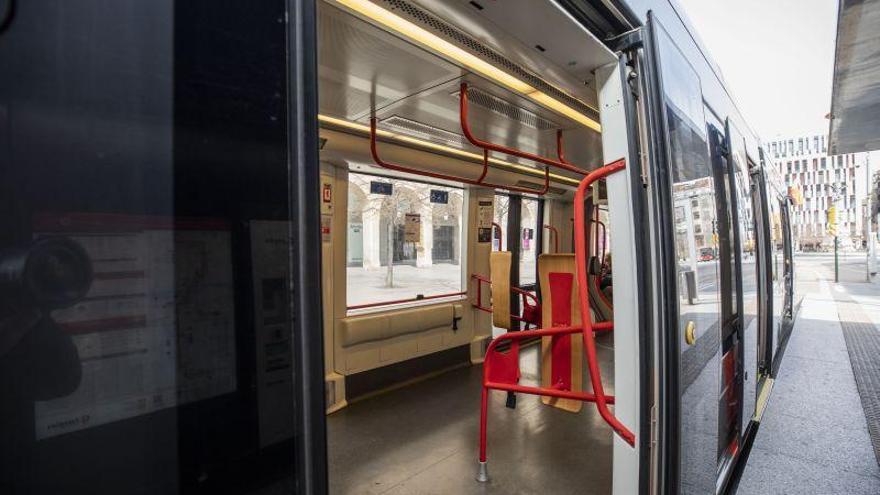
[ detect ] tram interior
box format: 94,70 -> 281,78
316,1 -> 636,493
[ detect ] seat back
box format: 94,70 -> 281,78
537,253 -> 583,412
489,251 -> 512,330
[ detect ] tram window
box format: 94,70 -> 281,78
346,173 -> 465,310
656,20 -> 722,491
519,198 -> 540,286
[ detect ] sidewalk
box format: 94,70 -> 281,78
737,278 -> 880,494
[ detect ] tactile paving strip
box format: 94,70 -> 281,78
834,290 -> 880,467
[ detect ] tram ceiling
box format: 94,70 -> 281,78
318,0 -> 613,175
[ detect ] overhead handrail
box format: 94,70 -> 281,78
370,118 -> 550,195
543,224 -> 560,253
573,158 -> 634,446
459,83 -> 590,177
348,291 -> 467,311
492,222 -> 503,251
555,130 -> 588,175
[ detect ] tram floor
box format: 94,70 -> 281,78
327,332 -> 616,495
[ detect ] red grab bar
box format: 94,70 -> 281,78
470,273 -> 539,325
460,83 -> 590,177
543,224 -> 560,253
370,118 -> 549,195
477,159 -> 632,482
573,158 -> 634,446
348,291 -> 466,311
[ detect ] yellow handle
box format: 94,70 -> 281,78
685,321 -> 696,346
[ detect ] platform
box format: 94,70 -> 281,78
737,254 -> 880,494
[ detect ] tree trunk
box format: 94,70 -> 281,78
385,220 -> 395,288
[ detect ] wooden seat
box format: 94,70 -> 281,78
489,251 -> 513,331
538,254 -> 584,412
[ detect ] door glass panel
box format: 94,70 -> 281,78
729,130 -> 759,434
769,192 -> 785,357
494,195 -> 510,251
655,21 -> 721,494
0,2 -> 302,492
519,198 -> 540,286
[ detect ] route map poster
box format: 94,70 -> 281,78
32,213 -> 236,440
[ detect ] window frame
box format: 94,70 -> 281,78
344,171 -> 468,314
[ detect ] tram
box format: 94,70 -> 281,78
0,0 -> 797,493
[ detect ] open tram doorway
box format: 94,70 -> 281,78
316,1 -> 644,494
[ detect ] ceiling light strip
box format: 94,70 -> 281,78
331,0 -> 601,132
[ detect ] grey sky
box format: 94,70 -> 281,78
676,0 -> 838,140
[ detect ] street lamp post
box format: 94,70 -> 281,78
866,157 -> 874,282
829,184 -> 841,283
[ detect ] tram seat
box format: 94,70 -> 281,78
339,304 -> 464,347
489,251 -> 513,331
485,251 -> 542,329
338,303 -> 465,373
538,254 -> 584,413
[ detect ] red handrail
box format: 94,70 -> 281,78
573,158 -> 634,446
348,291 -> 466,311
492,222 -> 503,251
471,273 -> 539,323
543,224 -> 560,253
370,118 -> 550,195
460,83 -> 590,176
555,130 -> 589,175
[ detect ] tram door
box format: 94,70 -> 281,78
646,14 -> 724,494
708,123 -> 745,476
781,202 -> 794,318
0,1 -> 327,493
750,166 -> 775,375
495,194 -> 543,329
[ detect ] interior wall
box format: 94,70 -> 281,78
321,155 -> 518,410
321,163 -> 347,412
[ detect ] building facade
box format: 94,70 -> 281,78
767,134 -> 871,250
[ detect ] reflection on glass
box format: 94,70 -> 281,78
730,130 -> 760,430
656,22 -> 721,494
0,1 -> 299,492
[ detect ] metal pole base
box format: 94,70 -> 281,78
476,461 -> 489,483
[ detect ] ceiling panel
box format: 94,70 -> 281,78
317,0 -> 603,174
372,75 -> 602,172
318,2 -> 464,120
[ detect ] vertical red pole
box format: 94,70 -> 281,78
479,387 -> 488,462
573,159 -> 635,447
477,386 -> 490,481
